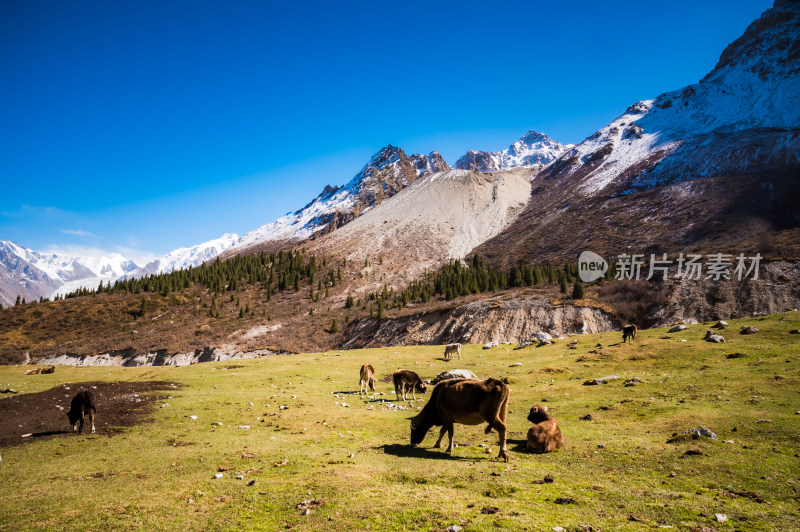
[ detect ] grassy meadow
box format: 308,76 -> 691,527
1,313 -> 799,531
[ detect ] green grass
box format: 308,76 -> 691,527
1,313 -> 799,531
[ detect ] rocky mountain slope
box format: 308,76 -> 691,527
474,0 -> 800,268
454,130 -> 570,172
306,167 -> 535,294
225,146 -> 450,256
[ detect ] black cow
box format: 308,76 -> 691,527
67,390 -> 96,434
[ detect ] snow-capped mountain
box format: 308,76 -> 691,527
228,146 -> 450,255
0,240 -> 139,306
454,130 -> 571,173
545,0 -> 800,196
474,0 -> 800,267
126,233 -> 240,278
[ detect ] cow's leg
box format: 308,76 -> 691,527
445,424 -> 455,452
433,426 -> 447,448
458,347 -> 461,360
78,411 -> 85,433
89,408 -> 96,434
370,378 -> 375,392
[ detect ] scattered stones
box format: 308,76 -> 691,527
235,425 -> 251,430
726,352 -> 746,359
188,415 -> 198,420
480,506 -> 500,515
757,418 -> 772,423
685,448 -> 703,456
740,326 -> 759,335
537,340 -> 553,347
482,341 -> 498,349
296,498 -> 322,513
24,368 -> 41,375
514,340 -> 533,350
577,526 -> 597,532
624,378 -> 642,387
0,389 -> 19,394
510,363 -> 522,367
214,473 -> 224,479
247,479 -> 256,486
597,444 -> 605,449
669,471 -> 677,477
554,497 -> 577,505
236,475 -> 244,480
279,405 -> 289,410
712,320 -> 728,329
714,513 -> 728,523
669,325 -> 689,333
579,414 -> 593,421
446,526 -> 463,532
544,474 -> 554,483
161,404 -> 169,408
583,375 -> 619,386
704,330 -> 725,343
789,330 -> 800,334
212,422 -> 223,426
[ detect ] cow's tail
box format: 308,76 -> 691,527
484,378 -> 510,434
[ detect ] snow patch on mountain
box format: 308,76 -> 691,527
127,233 -> 240,278
564,0 -> 800,196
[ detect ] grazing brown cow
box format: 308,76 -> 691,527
526,404 -> 564,453
67,390 -> 96,434
393,369 -> 427,401
622,324 -> 637,343
410,378 -> 510,462
359,364 -> 376,395
443,343 -> 461,361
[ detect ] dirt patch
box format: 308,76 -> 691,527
0,381 -> 178,447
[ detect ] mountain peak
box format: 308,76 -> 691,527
455,130 -> 570,172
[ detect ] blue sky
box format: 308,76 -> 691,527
0,0 -> 773,264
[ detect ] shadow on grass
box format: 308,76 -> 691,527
377,443 -> 479,462
31,430 -> 69,438
508,438 -> 529,453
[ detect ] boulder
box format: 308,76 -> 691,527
668,325 -> 689,333
582,375 -> 619,385
531,331 -> 553,343
740,326 -> 759,335
687,426 -> 718,440
434,369 -> 478,383
713,320 -> 728,329
704,330 -> 726,343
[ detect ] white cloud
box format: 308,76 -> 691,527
60,229 -> 99,238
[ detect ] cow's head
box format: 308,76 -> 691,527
409,416 -> 428,446
527,404 -> 550,424
415,380 -> 428,393
66,410 -> 80,429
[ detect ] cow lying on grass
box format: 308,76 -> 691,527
443,343 -> 461,361
410,378 -> 510,462
359,364 -> 376,395
67,390 -> 96,434
393,369 -> 427,401
526,404 -> 564,453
